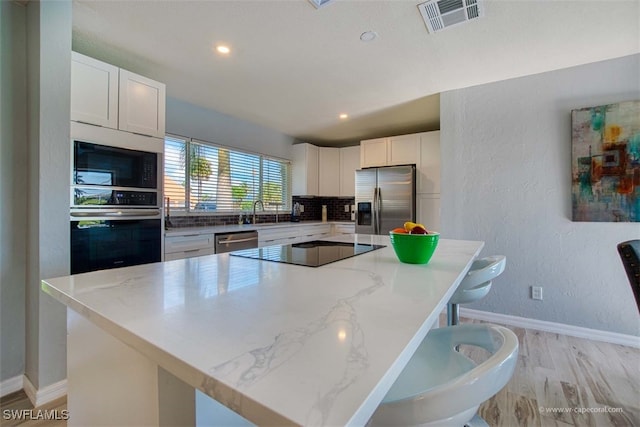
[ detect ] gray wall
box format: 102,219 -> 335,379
24,0 -> 71,389
440,54 -> 640,336
1,0 -> 28,383
166,96 -> 299,160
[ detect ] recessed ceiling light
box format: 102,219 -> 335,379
216,45 -> 231,55
360,31 -> 378,42
339,113 -> 349,120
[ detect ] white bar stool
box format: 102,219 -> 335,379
447,255 -> 506,326
368,324 -> 518,427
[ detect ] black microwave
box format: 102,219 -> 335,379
72,141 -> 160,208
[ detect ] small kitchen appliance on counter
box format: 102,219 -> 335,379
291,202 -> 301,222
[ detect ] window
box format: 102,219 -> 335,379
164,135 -> 291,213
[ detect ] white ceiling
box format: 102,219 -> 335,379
72,0 -> 639,146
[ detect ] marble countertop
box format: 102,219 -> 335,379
165,220 -> 355,236
42,234 -> 483,426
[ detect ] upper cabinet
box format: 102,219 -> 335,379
292,143 -> 319,196
318,147 -> 340,196
360,134 -> 420,168
339,146 -> 360,197
118,70 -> 166,138
292,143 -> 360,197
70,52 -> 166,139
359,137 -> 388,168
388,134 -> 421,166
70,53 -> 119,129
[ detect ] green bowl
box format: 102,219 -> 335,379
389,231 -> 440,264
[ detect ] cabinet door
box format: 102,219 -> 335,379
299,224 -> 332,242
388,133 -> 420,166
360,138 -> 388,168
70,52 -> 119,129
333,224 -> 355,235
339,146 -> 360,197
292,144 -> 319,196
118,69 -> 166,138
164,233 -> 215,260
417,195 -> 441,232
318,147 -> 340,196
418,131 -> 441,194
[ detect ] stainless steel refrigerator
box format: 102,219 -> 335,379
355,165 -> 416,235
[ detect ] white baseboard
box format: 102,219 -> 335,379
459,308 -> 640,349
0,375 -> 24,398
23,376 -> 67,407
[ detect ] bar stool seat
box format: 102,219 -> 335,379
447,256 -> 506,326
368,324 -> 518,427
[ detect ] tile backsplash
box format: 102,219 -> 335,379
292,196 -> 355,222
165,196 -> 354,229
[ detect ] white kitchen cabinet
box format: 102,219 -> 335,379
164,233 -> 215,261
298,223 -> 332,241
71,52 -> 119,129
417,194 -> 441,232
293,144 -> 359,197
332,223 -> 355,235
258,223 -> 332,247
292,143 -> 319,196
388,134 -> 421,166
339,146 -> 360,197
318,147 -> 340,196
417,131 -> 441,194
360,137 -> 388,168
118,69 -> 166,138
258,226 -> 301,247
360,134 -> 420,168
70,52 -> 166,139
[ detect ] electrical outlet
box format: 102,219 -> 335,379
344,205 -> 349,212
531,286 -> 543,301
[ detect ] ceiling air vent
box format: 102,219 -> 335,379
308,0 -> 335,8
417,0 -> 484,33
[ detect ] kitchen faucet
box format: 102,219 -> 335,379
253,200 -> 264,224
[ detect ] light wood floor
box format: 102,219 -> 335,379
459,319 -> 639,427
1,319 -> 638,427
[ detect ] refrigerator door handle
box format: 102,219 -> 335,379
372,187 -> 378,234
376,186 -> 382,234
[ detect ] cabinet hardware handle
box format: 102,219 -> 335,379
218,237 -> 258,244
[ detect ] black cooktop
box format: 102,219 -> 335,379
230,240 -> 386,267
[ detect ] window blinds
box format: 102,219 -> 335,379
164,136 -> 291,213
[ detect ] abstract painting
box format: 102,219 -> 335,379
571,100 -> 640,222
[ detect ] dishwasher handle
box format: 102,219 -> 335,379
215,231 -> 259,253
217,236 -> 258,244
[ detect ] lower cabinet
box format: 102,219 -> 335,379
164,233 -> 215,261
165,223 -> 355,259
258,224 -> 332,247
332,223 -> 355,235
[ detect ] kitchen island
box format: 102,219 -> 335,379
42,234 -> 483,426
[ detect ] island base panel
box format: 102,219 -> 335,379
67,309 -> 255,426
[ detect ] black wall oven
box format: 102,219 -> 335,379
70,140 -> 162,274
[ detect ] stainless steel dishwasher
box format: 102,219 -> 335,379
214,230 -> 259,253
